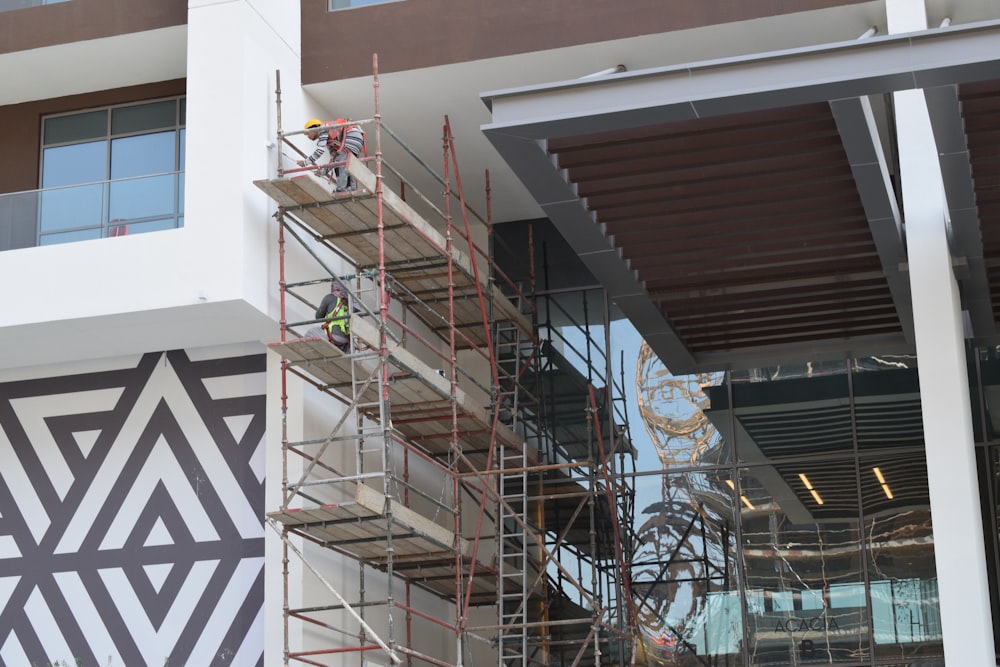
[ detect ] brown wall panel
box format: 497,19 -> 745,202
303,0 -> 870,82
0,79 -> 185,195
0,0 -> 186,55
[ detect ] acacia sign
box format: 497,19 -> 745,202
773,616 -> 840,633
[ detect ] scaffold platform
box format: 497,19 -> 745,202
254,155 -> 531,349
270,482 -> 531,604
269,314 -> 535,469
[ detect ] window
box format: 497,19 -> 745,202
329,0 -> 400,10
39,97 -> 185,245
0,0 -> 70,12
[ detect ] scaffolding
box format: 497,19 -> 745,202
254,60 -> 635,667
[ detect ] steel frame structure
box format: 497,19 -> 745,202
254,59 -> 635,667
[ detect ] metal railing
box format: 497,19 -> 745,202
0,171 -> 184,251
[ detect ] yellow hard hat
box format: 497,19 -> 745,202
304,118 -> 323,130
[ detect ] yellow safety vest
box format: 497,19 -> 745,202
323,299 -> 350,337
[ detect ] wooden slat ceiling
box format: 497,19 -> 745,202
961,80 -> 1000,324
548,102 -> 903,357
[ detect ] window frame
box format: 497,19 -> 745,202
38,96 -> 186,244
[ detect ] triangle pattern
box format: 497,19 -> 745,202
0,350 -> 265,665
71,429 -> 102,458
0,576 -> 20,618
143,563 -> 173,594
118,482 -> 199,631
9,388 -> 124,504
143,517 -> 173,548
222,414 -> 254,446
0,627 -> 29,667
0,535 -> 21,559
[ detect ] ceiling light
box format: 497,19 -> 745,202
873,467 -> 894,500
799,473 -> 824,505
725,479 -> 756,510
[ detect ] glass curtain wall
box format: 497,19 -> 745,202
631,354 -> 943,667
974,346 -> 1000,663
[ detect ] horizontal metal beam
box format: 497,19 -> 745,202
482,20 -> 1000,373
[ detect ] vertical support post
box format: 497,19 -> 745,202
442,119 -> 464,667
887,4 -> 995,663
896,84 -> 996,665
275,70 -> 284,179
371,52 -> 396,658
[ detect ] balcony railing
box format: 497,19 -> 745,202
0,172 -> 184,251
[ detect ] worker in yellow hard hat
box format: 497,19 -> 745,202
297,118 -> 366,192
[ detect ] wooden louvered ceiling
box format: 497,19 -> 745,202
961,80 -> 1000,323
484,26 -> 1000,374
548,102 -> 903,357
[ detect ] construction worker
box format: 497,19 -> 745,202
298,118 -> 365,192
306,282 -> 351,351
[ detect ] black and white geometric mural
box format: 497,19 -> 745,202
0,349 -> 265,666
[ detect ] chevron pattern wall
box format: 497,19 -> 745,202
0,349 -> 265,666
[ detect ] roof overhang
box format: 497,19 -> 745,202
483,20 -> 1000,373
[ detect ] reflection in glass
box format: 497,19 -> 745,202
631,472 -> 741,665
42,141 -> 107,187
179,128 -> 186,170
330,0 -> 396,8
979,347 -> 1000,441
740,462 -> 869,664
111,131 -> 176,179
636,341 -> 728,467
39,184 -> 103,232
853,366 -> 923,453
861,455 -> 942,663
726,371 -> 854,463
109,174 -> 175,221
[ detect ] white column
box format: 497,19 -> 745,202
186,2 -> 305,663
889,2 -> 997,664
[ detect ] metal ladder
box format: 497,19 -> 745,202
495,310 -> 530,667
497,427 -> 529,667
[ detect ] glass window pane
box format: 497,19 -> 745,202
111,131 -> 176,179
111,100 -> 177,135
179,128 -> 186,170
0,191 -> 40,251
42,141 -> 107,187
109,174 -> 175,221
980,347 -> 1000,440
179,98 -> 186,126
39,183 -> 103,232
728,365 -> 853,462
853,363 -> 923,452
331,0 -> 396,8
43,110 -> 107,145
0,0 -> 36,10
861,454 -> 942,662
635,355 -> 729,468
741,461 -> 869,665
631,472 -> 742,664
39,227 -> 101,246
114,218 -> 179,236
